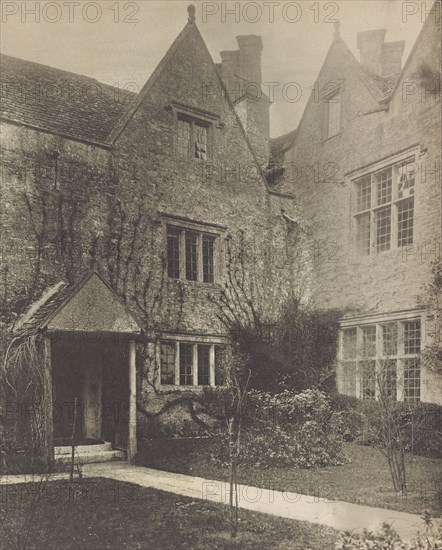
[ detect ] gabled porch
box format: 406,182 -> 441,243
13,271 -> 143,467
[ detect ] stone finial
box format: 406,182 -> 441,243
334,21 -> 341,40
187,4 -> 196,24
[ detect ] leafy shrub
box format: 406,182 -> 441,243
328,409 -> 367,442
335,517 -> 442,549
212,389 -> 345,469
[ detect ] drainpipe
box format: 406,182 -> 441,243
128,339 -> 137,462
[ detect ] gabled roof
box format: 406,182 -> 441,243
108,21 -> 195,143
13,272 -> 142,338
13,281 -> 71,337
0,18 -> 271,193
330,36 -> 400,104
0,54 -> 136,145
269,32 -> 403,157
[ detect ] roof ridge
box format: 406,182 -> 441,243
0,53 -> 132,95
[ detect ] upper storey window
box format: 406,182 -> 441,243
353,155 -> 416,256
166,224 -> 219,284
177,114 -> 209,161
323,89 -> 341,139
171,99 -> 224,163
172,102 -> 220,162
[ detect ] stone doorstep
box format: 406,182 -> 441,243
54,450 -> 126,465
54,441 -> 113,455
54,442 -> 126,465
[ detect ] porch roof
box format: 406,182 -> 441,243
13,272 -> 143,338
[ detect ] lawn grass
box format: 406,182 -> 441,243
0,477 -> 338,549
136,439 -> 442,516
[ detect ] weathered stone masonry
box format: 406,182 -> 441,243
0,16 -> 301,449
1,8 -> 440,468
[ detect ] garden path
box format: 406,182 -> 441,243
81,462 -> 427,541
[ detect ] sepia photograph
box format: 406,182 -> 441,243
0,0 -> 441,548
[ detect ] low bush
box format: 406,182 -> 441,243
1,444 -> 53,475
335,516 -> 442,549
139,413 -> 206,439
212,389 -> 345,469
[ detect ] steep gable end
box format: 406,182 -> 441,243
389,8 -> 441,102
13,272 -> 142,336
109,22 -> 195,143
111,19 -> 270,192
46,272 -> 142,334
284,35 -> 383,155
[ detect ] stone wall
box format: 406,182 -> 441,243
275,17 -> 441,403
0,23 -> 302,441
277,20 -> 440,318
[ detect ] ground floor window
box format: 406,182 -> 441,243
160,340 -> 225,387
339,318 -> 421,402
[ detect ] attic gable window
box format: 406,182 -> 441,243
323,89 -> 341,139
176,113 -> 209,161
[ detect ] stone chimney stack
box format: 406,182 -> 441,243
357,29 -> 405,76
357,29 -> 386,75
219,50 -> 240,99
236,35 -> 263,85
381,41 -> 406,76
219,35 -> 269,168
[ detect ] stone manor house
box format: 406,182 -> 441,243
269,11 -> 441,406
0,6 -> 440,465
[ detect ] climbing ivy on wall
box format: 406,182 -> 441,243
1,142 -> 167,333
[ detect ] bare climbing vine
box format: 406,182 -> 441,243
1,143 -> 311,439
0,332 -> 47,472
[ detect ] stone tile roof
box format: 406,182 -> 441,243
0,54 -> 136,144
13,281 -> 71,338
267,129 -> 298,186
12,272 -> 143,339
367,72 -> 400,100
